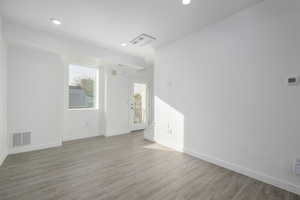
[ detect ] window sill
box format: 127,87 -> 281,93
68,108 -> 99,111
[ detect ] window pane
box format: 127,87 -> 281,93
69,65 -> 98,109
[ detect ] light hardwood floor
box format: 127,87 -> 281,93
0,131 -> 299,200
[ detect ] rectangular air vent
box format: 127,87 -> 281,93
130,33 -> 156,47
13,132 -> 31,147
13,133 -> 22,147
295,159 -> 300,175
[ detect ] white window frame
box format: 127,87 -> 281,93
68,64 -> 99,110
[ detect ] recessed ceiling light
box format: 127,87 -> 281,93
121,43 -> 128,47
182,0 -> 191,5
50,18 -> 62,25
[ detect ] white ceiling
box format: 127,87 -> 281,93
0,0 -> 262,58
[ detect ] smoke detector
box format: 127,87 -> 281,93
130,34 -> 156,47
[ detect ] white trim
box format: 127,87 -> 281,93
143,123 -> 155,142
67,64 -> 100,110
63,133 -> 103,142
68,108 -> 99,111
183,148 -> 300,196
9,142 -> 62,155
154,139 -> 183,153
0,152 -> 8,166
144,137 -> 154,142
144,134 -> 154,142
130,82 -> 149,132
105,130 -> 130,137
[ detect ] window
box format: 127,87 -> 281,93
69,64 -> 98,109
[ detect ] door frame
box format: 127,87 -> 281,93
129,82 -> 149,131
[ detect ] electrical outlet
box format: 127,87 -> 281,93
288,76 -> 300,86
168,124 -> 172,135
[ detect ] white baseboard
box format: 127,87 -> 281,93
154,139 -> 183,152
9,142 -> 62,155
144,126 -> 154,142
0,152 -> 8,166
183,148 -> 300,196
144,135 -> 154,142
105,130 -> 130,137
63,133 -> 103,142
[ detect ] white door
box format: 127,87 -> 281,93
130,83 -> 148,131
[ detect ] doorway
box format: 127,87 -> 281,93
130,83 -> 148,131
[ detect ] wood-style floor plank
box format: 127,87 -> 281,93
0,131 -> 299,200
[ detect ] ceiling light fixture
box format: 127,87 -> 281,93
121,43 -> 128,47
50,18 -> 62,25
182,0 -> 191,5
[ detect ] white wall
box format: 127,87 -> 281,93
0,16 -> 8,165
64,110 -> 102,141
105,66 -> 130,136
154,0 -> 300,194
4,21 -> 152,149
64,64 -> 153,139
63,64 -> 105,141
7,44 -> 64,154
5,43 -> 150,147
105,66 -> 153,137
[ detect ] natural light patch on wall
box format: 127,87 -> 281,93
154,96 -> 184,152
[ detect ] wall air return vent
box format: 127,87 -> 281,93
12,132 -> 31,147
130,33 -> 156,47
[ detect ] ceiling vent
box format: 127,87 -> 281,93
130,34 -> 156,47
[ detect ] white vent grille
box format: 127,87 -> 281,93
295,159 -> 300,175
13,133 -> 22,147
13,132 -> 31,147
130,34 -> 156,47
